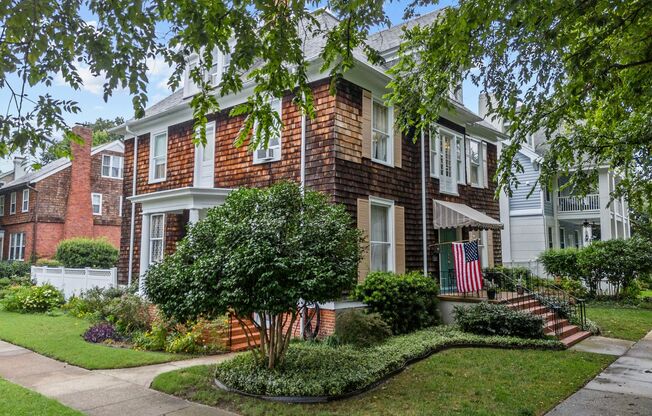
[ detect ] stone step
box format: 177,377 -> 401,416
507,299 -> 542,311
546,324 -> 579,339
544,319 -> 569,332
522,304 -> 550,316
561,330 -> 592,347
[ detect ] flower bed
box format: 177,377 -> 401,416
214,326 -> 564,400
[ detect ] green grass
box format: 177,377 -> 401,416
0,310 -> 190,369
587,304 -> 652,341
0,377 -> 83,416
640,290 -> 652,298
152,348 -> 613,416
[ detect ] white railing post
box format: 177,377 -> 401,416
111,267 -> 118,287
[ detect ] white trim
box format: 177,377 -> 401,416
9,192 -> 16,215
21,189 -> 29,212
252,98 -> 283,164
318,300 -> 367,310
509,208 -> 543,217
101,154 -> 124,179
8,232 -> 25,261
118,195 -> 123,217
0,195 -> 4,216
91,193 -> 102,215
368,196 -> 395,273
370,98 -> 394,166
194,120 -> 217,187
149,213 -> 166,265
149,129 -> 168,183
128,186 -> 232,214
432,125 -> 462,195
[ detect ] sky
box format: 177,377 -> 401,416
1,0 -> 471,171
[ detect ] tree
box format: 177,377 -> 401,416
388,0 -> 652,213
144,182 -> 361,369
38,117 -> 124,165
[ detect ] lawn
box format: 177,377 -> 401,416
640,290 -> 652,298
586,304 -> 652,341
152,348 -> 613,416
0,310 -> 190,369
0,377 -> 83,416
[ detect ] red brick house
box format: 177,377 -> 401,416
110,10 -> 504,336
0,126 -> 124,261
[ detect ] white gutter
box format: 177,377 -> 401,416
126,122 -> 137,287
299,102 -> 307,339
420,128 -> 428,275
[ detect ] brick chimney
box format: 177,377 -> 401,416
63,126 -> 94,240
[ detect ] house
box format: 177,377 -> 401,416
0,126 -> 124,261
476,96 -> 632,270
109,10 -> 504,338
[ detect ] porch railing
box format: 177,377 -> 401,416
438,269 -> 587,336
557,194 -> 599,212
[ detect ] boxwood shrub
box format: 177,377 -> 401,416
214,326 -> 563,397
55,237 -> 119,268
0,284 -> 64,313
355,271 -> 439,334
0,261 -> 31,279
333,309 -> 392,347
454,302 -> 546,339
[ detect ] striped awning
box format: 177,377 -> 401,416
433,200 -> 503,230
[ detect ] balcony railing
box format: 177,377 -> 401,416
557,194 -> 599,213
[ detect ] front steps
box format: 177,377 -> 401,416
504,295 -> 591,347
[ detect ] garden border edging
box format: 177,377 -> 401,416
213,341 -> 565,404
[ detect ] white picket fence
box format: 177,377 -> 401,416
31,266 -> 118,299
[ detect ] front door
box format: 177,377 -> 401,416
439,228 -> 458,292
195,122 -> 215,188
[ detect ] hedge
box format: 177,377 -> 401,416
454,302 -> 546,339
55,238 -> 119,268
214,326 -> 563,398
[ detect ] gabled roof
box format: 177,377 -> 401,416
0,140 -> 124,191
367,9 -> 446,55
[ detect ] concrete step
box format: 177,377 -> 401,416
561,330 -> 592,347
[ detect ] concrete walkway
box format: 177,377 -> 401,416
0,340 -> 238,416
548,330 -> 652,416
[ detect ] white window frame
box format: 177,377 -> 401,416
91,193 -> 102,215
102,154 -> 124,179
183,54 -> 200,97
118,195 -> 123,217
149,214 -> 165,265
371,98 -> 394,166
0,195 -> 4,216
468,138 -> 483,188
210,46 -> 232,85
149,130 -> 168,183
559,227 -> 566,249
253,98 -> 282,164
21,189 -> 29,212
430,126 -> 461,195
9,192 -> 16,215
574,230 -> 580,248
456,136 -> 466,184
369,196 -> 395,273
9,232 -> 25,261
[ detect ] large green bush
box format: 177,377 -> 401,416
62,286 -> 131,319
454,302 -> 546,339
355,271 -> 439,334
333,309 -> 392,347
539,248 -> 582,280
55,238 -> 119,268
0,261 -> 31,279
1,284 -> 64,313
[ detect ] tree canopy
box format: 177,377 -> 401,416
2,0 -> 650,210
144,182 -> 362,368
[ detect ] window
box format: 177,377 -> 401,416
183,55 -> 200,97
149,214 -> 165,264
545,188 -> 551,202
9,233 -> 25,261
574,230 -> 580,248
469,140 -> 481,186
456,137 -> 465,184
21,189 -> 29,212
150,131 -> 168,182
102,155 -> 124,179
91,193 -> 102,215
0,195 -> 5,216
559,227 -> 566,249
548,227 -> 553,249
9,192 -> 16,215
253,99 -> 282,163
370,199 -> 393,272
372,100 -> 392,164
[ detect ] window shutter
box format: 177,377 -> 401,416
482,142 -> 488,188
432,132 -> 440,178
361,90 -> 372,159
393,107 -> 402,168
465,137 -> 472,185
487,229 -> 495,267
394,205 -> 405,274
357,198 -> 370,283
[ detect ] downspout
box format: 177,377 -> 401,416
299,109 -> 307,339
421,128 -> 428,275
28,184 -> 39,262
126,123 -> 137,287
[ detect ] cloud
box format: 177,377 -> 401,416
55,65 -> 107,95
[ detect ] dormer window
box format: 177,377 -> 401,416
183,54 -> 200,98
210,48 -> 232,86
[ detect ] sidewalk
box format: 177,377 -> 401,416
0,340 -> 237,416
547,330 -> 652,416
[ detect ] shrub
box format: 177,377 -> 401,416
83,322 -> 119,343
103,294 -> 152,334
333,309 -> 392,347
0,284 -> 64,313
539,248 -> 581,280
166,331 -> 201,354
62,286 -> 129,319
355,271 -> 439,334
35,258 -> 62,267
55,238 -> 119,268
133,324 -> 169,351
0,261 -> 31,279
454,302 -> 545,339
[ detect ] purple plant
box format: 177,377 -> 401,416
83,322 -> 118,343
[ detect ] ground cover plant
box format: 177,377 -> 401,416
153,347 -> 613,416
212,327 -> 562,398
0,377 -> 83,416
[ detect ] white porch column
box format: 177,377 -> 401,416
188,208 -> 200,224
138,213 -> 151,296
598,169 -> 612,240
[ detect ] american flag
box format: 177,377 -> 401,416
452,240 -> 483,293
